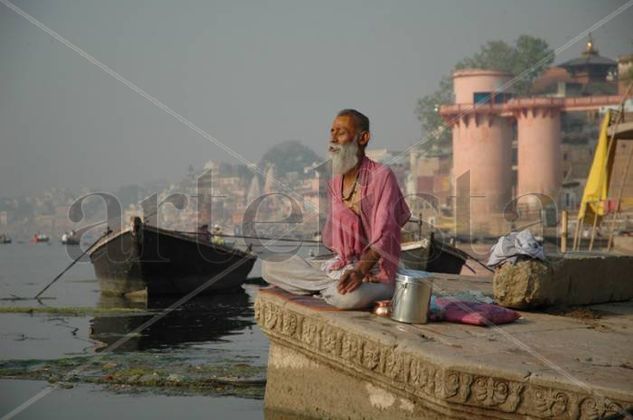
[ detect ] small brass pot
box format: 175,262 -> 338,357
373,299 -> 392,317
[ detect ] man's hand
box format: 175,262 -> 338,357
337,269 -> 364,295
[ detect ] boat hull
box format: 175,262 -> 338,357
401,236 -> 467,274
90,223 -> 256,297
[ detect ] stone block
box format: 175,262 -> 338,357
493,255 -> 633,309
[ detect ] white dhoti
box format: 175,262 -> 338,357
261,255 -> 394,309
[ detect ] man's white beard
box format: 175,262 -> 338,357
329,140 -> 360,176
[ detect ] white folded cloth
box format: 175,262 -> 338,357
487,229 -> 545,267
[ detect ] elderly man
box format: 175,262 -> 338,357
262,109 -> 411,309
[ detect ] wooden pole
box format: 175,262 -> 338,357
588,208 -> 599,251
34,230 -> 110,299
574,218 -> 584,251
572,218 -> 578,251
560,210 -> 568,253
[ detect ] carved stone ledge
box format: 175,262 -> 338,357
255,293 -> 633,419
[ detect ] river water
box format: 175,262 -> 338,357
0,242 -> 289,419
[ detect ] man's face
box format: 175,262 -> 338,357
329,115 -> 358,149
329,115 -> 362,175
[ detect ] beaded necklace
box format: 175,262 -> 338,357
341,170 -> 360,202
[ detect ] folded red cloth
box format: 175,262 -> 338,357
434,298 -> 520,326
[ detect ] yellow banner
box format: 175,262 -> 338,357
577,111 -> 613,222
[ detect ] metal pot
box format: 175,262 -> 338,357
391,272 -> 432,324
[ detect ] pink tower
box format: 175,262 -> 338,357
448,69 -> 514,233
512,102 -> 562,205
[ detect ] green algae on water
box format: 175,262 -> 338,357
0,307 -> 146,316
0,354 -> 266,399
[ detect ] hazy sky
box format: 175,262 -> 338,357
1,0 -> 632,196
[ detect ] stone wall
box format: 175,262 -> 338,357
256,291 -> 632,419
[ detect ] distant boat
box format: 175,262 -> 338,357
0,234 -> 11,244
32,233 -> 49,243
400,233 -> 468,274
310,233 -> 468,275
61,231 -> 80,245
89,217 -> 257,297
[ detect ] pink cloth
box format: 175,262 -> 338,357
322,156 -> 411,284
434,298 -> 521,326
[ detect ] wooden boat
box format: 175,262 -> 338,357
89,217 -> 257,297
311,232 -> 469,275
400,233 -> 468,274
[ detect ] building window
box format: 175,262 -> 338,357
473,92 -> 513,104
473,92 -> 492,105
494,92 -> 513,103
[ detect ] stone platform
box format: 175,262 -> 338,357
256,275 -> 633,419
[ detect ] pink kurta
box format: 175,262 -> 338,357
322,156 -> 411,284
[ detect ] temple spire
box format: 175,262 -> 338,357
583,33 -> 598,56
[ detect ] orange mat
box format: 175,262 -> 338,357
258,286 -> 344,312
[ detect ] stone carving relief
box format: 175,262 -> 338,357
407,359 -> 424,389
341,334 -> 363,364
407,359 -> 441,399
320,325 -> 341,356
579,397 -> 623,419
384,349 -> 406,383
472,376 -> 509,406
504,382 -> 525,413
533,387 -> 569,417
361,342 -> 381,372
470,377 -> 524,412
444,371 -> 473,403
263,302 -> 280,329
300,319 -> 319,348
281,312 -> 298,337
